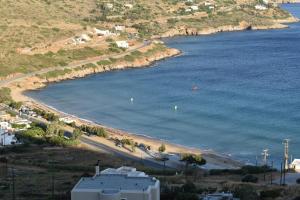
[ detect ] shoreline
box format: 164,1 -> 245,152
2,16 -> 300,169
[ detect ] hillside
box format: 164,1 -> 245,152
0,0 -> 297,78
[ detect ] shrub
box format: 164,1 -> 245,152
0,87 -> 12,103
97,60 -> 111,66
260,189 -> 282,199
242,174 -> 258,183
124,55 -> 135,62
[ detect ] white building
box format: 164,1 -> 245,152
0,121 -> 12,130
106,3 -> 114,9
73,34 -> 91,44
190,5 -> 199,11
94,28 -> 112,36
115,25 -> 125,32
59,117 -> 75,124
255,4 -> 267,10
290,159 -> 300,173
116,40 -> 129,48
263,0 -> 269,5
12,118 -> 31,129
71,166 -> 160,200
0,129 -> 17,146
124,4 -> 133,9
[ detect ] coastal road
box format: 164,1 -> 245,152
0,41 -> 150,87
0,103 -> 168,169
80,136 -> 167,170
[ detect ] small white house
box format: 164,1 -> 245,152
290,159 -> 300,173
263,0 -> 269,5
124,4 -> 133,9
73,34 -> 91,44
59,117 -> 75,124
80,34 -> 91,42
190,5 -> 199,11
106,3 -> 114,9
115,25 -> 125,32
204,1 -> 213,6
185,8 -> 192,12
12,118 -> 31,129
0,130 -> 17,146
255,4 -> 267,10
116,40 -> 129,48
0,121 -> 12,130
94,28 -> 111,36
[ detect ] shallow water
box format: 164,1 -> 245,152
27,4 -> 300,166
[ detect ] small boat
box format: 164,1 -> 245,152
192,85 -> 199,91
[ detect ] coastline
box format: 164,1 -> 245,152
2,16 -> 300,169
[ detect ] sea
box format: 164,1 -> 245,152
27,4 -> 300,167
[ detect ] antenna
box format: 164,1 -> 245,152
261,149 -> 269,166
283,139 -> 290,170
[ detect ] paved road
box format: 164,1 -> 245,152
0,103 -> 168,169
0,41 -> 150,87
80,136 -> 166,169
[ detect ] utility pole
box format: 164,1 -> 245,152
280,162 -> 283,185
270,161 -> 273,185
12,168 -> 16,200
261,149 -> 269,166
283,139 -> 290,171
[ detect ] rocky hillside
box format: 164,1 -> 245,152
0,0 -> 297,78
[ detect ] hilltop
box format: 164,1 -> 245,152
0,0 -> 297,78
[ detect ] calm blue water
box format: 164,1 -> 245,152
27,4 -> 300,165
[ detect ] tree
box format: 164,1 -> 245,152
46,123 -> 60,136
181,154 -> 206,172
72,128 -> 82,140
158,144 -> 166,153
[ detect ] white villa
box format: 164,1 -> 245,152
255,4 -> 267,10
115,25 -> 126,32
0,121 -> 12,130
0,129 -> 17,146
73,34 -> 91,45
124,4 -> 133,9
71,166 -> 160,200
59,117 -> 75,124
190,5 -> 199,11
94,28 -> 112,36
290,159 -> 300,173
116,40 -> 129,48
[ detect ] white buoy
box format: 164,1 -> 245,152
174,105 -> 178,111
130,97 -> 134,103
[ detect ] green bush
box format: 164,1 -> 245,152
242,174 -> 258,183
0,87 -> 12,103
260,189 -> 282,199
124,55 -> 135,62
97,60 -> 111,66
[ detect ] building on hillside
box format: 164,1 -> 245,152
124,4 -> 133,9
290,159 -> 300,173
115,25 -> 126,32
190,5 -> 199,11
94,28 -> 112,36
116,40 -> 129,48
255,4 -> 267,10
11,118 -> 31,130
0,121 -> 12,130
106,3 -> 114,9
0,129 -> 17,146
59,117 -> 75,124
71,165 -> 160,200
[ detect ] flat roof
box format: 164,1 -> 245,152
73,174 -> 157,191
